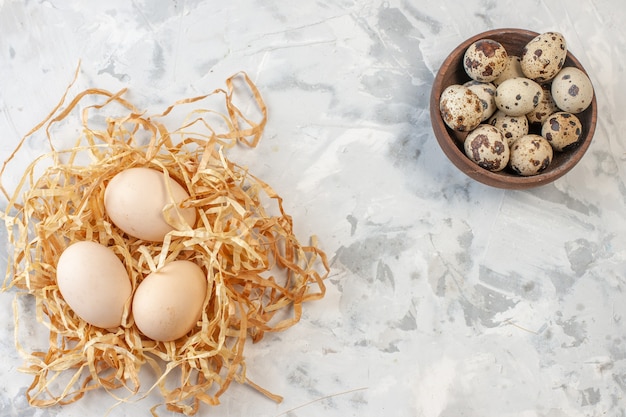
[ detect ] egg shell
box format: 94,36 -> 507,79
439,84 -> 483,132
56,241 -> 131,329
521,32 -> 567,82
104,167 -> 197,242
493,56 -> 524,86
551,67 -> 594,113
488,110 -> 529,147
463,39 -> 508,82
464,80 -> 497,121
526,84 -> 559,125
509,134 -> 553,176
542,111 -> 583,151
495,77 -> 543,117
132,260 -> 207,342
463,124 -> 510,172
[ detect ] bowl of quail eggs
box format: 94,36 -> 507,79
430,28 -> 597,189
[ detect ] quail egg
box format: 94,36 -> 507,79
464,80 -> 497,121
463,39 -> 508,82
488,110 -> 529,147
526,84 -> 559,125
509,134 -> 553,176
493,56 -> 524,86
542,111 -> 583,151
439,84 -> 483,132
521,32 -> 567,82
495,77 -> 543,117
551,67 -> 594,113
464,124 -> 510,171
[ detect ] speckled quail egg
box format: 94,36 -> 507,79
541,111 -> 583,151
526,84 -> 559,125
464,124 -> 510,171
439,84 -> 483,132
495,77 -> 543,117
463,39 -> 508,82
488,110 -> 529,147
493,56 -> 524,86
551,67 -> 594,113
509,134 -> 553,176
521,32 -> 567,82
464,80 -> 497,121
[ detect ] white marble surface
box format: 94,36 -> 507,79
1,0 -> 626,416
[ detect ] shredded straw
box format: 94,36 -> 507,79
0,70 -> 329,416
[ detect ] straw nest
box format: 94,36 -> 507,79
0,71 -> 328,415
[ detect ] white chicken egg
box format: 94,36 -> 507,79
132,260 -> 207,342
56,241 -> 132,329
104,167 -> 197,242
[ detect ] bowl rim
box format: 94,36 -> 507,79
429,28 -> 598,190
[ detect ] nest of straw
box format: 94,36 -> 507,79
0,71 -> 328,415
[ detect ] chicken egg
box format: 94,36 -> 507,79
104,167 -> 197,242
56,241 -> 132,329
132,260 -> 207,342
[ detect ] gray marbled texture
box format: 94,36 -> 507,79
1,0 -> 625,416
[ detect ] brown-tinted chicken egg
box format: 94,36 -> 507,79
56,241 -> 132,329
104,167 -> 197,242
132,260 -> 207,342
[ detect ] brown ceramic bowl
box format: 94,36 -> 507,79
430,28 -> 597,189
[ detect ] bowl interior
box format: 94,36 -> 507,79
430,28 -> 597,189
